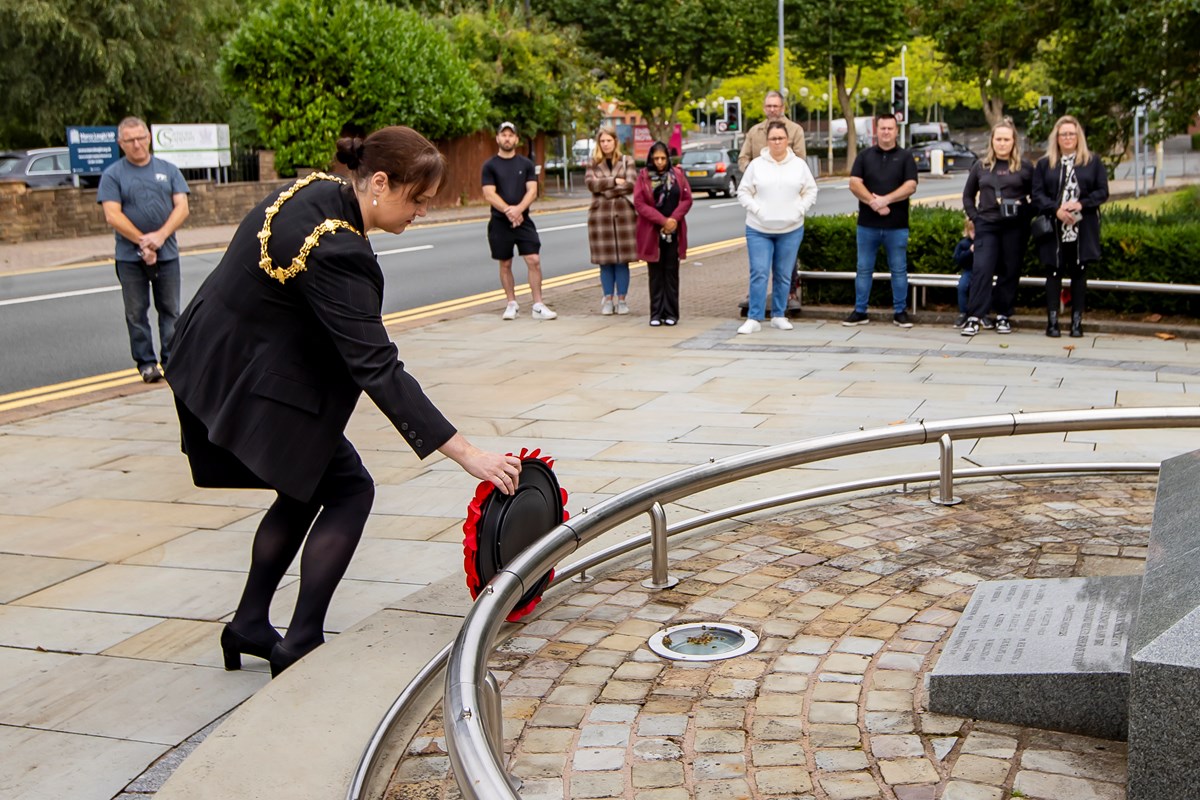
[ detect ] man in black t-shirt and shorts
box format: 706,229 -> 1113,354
482,121 -> 557,320
843,114 -> 919,328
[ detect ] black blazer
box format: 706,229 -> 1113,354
1032,155 -> 1109,268
167,177 -> 455,502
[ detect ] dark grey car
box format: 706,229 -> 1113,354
0,147 -> 99,187
912,140 -> 978,173
680,148 -> 741,197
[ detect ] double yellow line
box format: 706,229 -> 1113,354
1,237 -> 746,412
381,237 -> 744,324
0,368 -> 144,413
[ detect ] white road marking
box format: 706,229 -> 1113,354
538,223 -> 587,232
710,202 -> 740,209
0,285 -> 120,307
375,245 -> 435,256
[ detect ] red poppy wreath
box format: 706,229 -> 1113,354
463,448 -> 569,622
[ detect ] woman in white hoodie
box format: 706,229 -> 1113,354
736,120 -> 819,334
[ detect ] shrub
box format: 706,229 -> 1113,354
220,0 -> 488,174
799,193 -> 1200,316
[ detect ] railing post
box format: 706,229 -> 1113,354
930,433 -> 963,506
482,671 -> 522,792
641,501 -> 679,590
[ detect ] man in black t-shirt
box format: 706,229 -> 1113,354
482,122 -> 557,320
843,114 -> 919,328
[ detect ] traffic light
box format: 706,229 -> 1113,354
724,99 -> 741,132
891,78 -> 908,124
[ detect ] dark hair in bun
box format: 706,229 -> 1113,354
335,136 -> 368,171
336,127 -> 445,200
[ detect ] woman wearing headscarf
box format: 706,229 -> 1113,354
960,118 -> 1034,337
585,125 -> 638,315
1032,115 -> 1109,337
166,127 -> 520,676
633,141 -> 693,326
735,120 -> 819,334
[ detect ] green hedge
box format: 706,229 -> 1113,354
799,188 -> 1200,316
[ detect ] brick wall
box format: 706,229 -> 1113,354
0,179 -> 291,244
0,132 -> 549,243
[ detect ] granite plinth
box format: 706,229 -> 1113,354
1128,450 -> 1200,800
928,575 -> 1140,740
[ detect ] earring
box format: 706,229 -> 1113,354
372,197 -> 378,207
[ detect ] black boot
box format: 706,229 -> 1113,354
1046,310 -> 1060,338
1070,311 -> 1083,338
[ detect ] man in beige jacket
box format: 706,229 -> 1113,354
738,90 -> 807,170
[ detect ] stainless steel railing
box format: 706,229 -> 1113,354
349,406 -> 1200,800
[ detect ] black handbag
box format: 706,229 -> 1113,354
1030,213 -> 1056,243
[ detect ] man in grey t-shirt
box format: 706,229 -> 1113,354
97,116 -> 190,382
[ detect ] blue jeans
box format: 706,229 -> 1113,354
599,263 -> 630,296
745,226 -> 804,320
115,258 -> 181,368
957,269 -> 973,313
854,226 -> 909,314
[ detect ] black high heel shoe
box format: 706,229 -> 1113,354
221,624 -> 282,671
269,639 -> 323,678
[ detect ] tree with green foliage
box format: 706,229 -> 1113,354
219,0 -> 487,173
916,0 -> 1054,128
0,0 -> 241,148
533,0 -> 774,141
440,8 -> 602,138
1044,0 -> 1200,172
786,0 -> 910,165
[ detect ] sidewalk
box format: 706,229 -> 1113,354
1,234 -> 1198,799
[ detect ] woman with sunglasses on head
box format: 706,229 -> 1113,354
1032,115 -> 1109,337
166,126 -> 521,677
585,125 -> 638,316
633,141 -> 693,326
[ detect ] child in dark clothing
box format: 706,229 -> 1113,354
952,218 -> 975,328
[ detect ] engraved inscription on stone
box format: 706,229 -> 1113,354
938,577 -> 1139,675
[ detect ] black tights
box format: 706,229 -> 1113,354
231,440 -> 374,650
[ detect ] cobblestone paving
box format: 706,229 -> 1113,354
386,475 -> 1152,800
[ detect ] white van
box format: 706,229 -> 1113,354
828,116 -> 875,147
571,138 -> 595,164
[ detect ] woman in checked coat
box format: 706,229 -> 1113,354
585,125 -> 638,315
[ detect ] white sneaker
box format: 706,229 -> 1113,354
616,300 -> 629,315
502,301 -> 519,320
532,303 -> 557,320
737,319 -> 761,335
600,298 -> 614,315
770,317 -> 793,330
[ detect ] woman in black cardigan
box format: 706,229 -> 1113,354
167,127 -> 521,676
1032,115 -> 1109,337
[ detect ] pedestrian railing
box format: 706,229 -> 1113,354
795,270 -> 1200,313
349,407 -> 1200,800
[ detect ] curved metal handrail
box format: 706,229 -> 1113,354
348,407 -> 1200,799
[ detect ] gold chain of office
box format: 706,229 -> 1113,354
257,172 -> 362,284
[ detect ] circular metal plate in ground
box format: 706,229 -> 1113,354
647,622 -> 760,662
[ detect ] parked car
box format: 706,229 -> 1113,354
0,147 -> 100,187
680,148 -> 741,197
912,140 -> 978,173
909,122 -> 950,145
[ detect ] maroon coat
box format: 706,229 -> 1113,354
585,155 -> 638,265
633,166 -> 692,263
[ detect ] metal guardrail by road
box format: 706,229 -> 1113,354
348,406 -> 1200,800
796,270 -> 1200,312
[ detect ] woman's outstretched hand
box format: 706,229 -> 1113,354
439,433 -> 522,495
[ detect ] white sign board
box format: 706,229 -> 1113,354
151,124 -> 232,169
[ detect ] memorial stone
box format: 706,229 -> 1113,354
928,575 -> 1140,740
